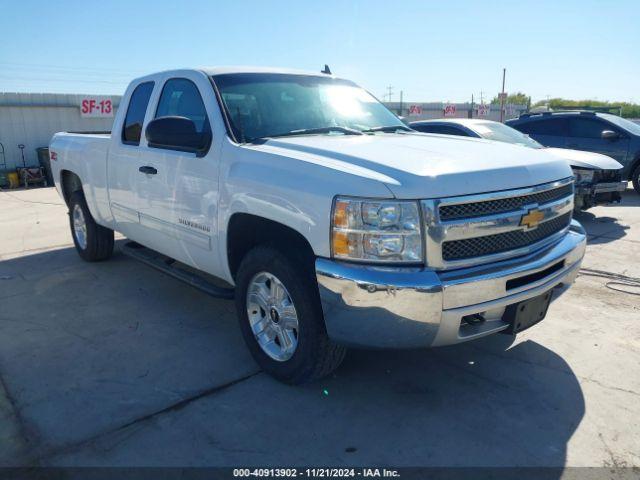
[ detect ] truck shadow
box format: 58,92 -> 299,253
574,188 -> 637,245
574,210 -> 629,244
0,245 -> 584,469
319,335 -> 585,467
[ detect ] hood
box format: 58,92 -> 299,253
544,147 -> 623,170
249,133 -> 573,199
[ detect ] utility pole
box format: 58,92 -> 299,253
386,85 -> 394,103
399,90 -> 404,116
499,68 -> 506,123
470,93 -> 474,119
479,90 -> 484,105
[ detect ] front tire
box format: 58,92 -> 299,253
235,245 -> 346,384
632,164 -> 640,195
68,191 -> 114,262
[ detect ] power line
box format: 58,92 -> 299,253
387,85 -> 394,102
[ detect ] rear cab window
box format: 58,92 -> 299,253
122,82 -> 155,145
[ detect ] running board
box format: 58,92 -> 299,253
121,242 -> 235,300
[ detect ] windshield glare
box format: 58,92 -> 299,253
212,73 -> 405,142
472,121 -> 543,148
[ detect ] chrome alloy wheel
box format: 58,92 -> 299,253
72,203 -> 88,250
246,271 -> 299,362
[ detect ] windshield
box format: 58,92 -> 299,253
212,73 -> 406,142
600,113 -> 640,136
470,121 -> 544,148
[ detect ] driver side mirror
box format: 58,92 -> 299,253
601,130 -> 619,141
146,116 -> 211,154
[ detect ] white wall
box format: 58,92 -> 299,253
0,93 -> 121,170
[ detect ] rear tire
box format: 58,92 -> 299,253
235,245 -> 346,384
632,164 -> 640,195
69,191 -> 114,262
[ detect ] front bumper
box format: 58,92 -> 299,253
574,181 -> 626,209
316,221 -> 586,349
575,181 -> 627,195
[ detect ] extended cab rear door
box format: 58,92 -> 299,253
107,80 -> 155,240
133,72 -> 223,274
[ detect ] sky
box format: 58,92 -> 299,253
1,0 -> 639,103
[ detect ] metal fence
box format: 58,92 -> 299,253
382,102 -> 527,122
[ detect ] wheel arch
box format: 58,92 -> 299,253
629,152 -> 640,181
60,170 -> 83,206
226,213 -> 316,281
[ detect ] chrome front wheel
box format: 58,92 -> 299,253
246,271 -> 299,362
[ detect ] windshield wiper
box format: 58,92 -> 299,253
285,126 -> 364,136
361,125 -> 413,133
247,126 -> 363,143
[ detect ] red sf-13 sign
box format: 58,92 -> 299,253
80,97 -> 114,118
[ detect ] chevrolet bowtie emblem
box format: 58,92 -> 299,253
520,208 -> 545,229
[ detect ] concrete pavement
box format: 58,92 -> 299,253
0,187 -> 639,468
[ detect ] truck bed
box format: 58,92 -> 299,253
49,131 -> 112,225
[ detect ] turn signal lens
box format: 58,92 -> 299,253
333,200 -> 349,228
332,231 -> 350,256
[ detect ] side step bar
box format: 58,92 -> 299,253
121,242 -> 235,300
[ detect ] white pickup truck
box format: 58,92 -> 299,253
50,67 -> 586,384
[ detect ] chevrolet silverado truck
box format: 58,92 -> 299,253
49,67 -> 586,384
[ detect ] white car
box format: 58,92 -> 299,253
49,67 -> 586,383
410,118 -> 627,211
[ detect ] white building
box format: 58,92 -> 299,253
0,93 -> 121,171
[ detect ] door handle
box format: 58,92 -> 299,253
138,166 -> 158,175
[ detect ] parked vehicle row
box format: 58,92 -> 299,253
410,118 -> 627,211
50,67 -> 586,383
507,111 -> 640,194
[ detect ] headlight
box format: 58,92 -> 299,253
572,168 -> 595,184
331,197 -> 423,263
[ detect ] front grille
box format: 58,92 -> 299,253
439,183 -> 573,221
442,212 -> 572,261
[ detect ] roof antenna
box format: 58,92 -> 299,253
321,64 -> 332,75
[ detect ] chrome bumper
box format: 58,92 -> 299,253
316,221 -> 586,349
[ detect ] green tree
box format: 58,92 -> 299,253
490,91 -> 531,107
531,98 -> 640,118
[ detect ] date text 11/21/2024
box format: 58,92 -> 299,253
233,468 -> 400,477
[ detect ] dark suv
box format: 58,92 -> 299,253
507,111 -> 640,193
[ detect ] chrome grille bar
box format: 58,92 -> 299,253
443,212 -> 572,261
439,183 -> 574,221
422,177 -> 575,269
